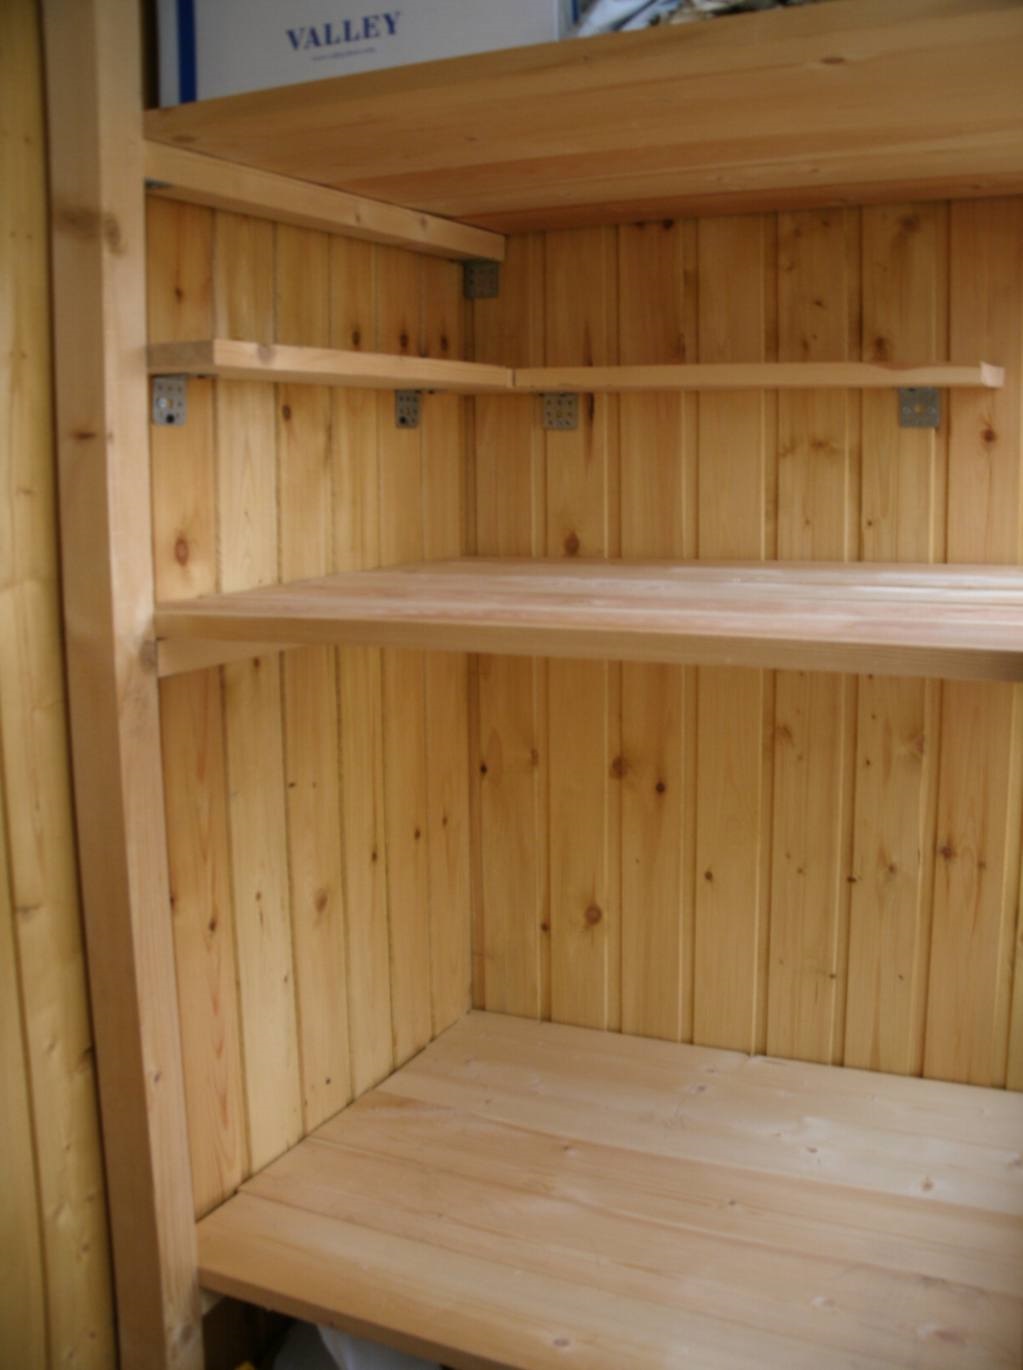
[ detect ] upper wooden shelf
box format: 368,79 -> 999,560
143,0 -> 1023,231
147,339 -> 514,393
148,341 -> 1003,394
154,558 -> 1023,683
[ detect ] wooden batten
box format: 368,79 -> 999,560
144,143 -> 505,261
42,1 -> 201,1366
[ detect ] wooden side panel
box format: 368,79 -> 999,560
927,199 -> 1023,1087
420,257 -> 473,1038
473,235 -> 549,1018
545,228 -> 621,1031
767,209 -> 860,1065
330,237 -> 394,1097
617,222 -> 695,1041
214,213 -> 303,1171
692,215 -> 776,1053
0,3 -> 116,1363
276,224 -> 352,1129
149,198 -> 247,1214
845,204 -> 946,1075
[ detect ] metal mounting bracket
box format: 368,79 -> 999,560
395,390 -> 422,429
463,259 -> 501,301
151,375 -> 188,427
898,387 -> 941,429
542,393 -> 579,431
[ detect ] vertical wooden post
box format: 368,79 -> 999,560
41,1 -> 201,1365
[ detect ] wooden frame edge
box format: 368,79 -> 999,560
43,2 -> 201,1366
144,142 -> 506,262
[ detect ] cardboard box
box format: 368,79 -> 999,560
157,1 -> 577,106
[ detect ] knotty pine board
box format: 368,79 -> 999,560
0,1 -> 115,1362
147,201 -> 473,1215
469,199 -> 1023,1090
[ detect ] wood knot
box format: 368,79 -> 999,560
938,842 -> 955,860
479,762 -> 488,776
655,780 -> 667,794
564,531 -> 581,556
820,54 -> 845,65
281,403 -> 292,421
982,427 -> 997,445
174,536 -> 190,566
399,331 -> 410,351
351,329 -> 362,347
314,889 -> 329,913
584,904 -> 602,927
610,755 -> 628,779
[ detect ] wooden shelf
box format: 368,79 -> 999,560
148,341 -> 1003,395
143,1 -> 1023,231
196,1010 -> 1023,1370
147,339 -> 514,393
154,558 -> 1023,682
516,361 -> 1005,392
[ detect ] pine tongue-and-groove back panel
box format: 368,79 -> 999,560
147,200 -> 473,1216
471,199 -> 1023,1092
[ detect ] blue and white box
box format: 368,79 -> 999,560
158,1 -> 578,106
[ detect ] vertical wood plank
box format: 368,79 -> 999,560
767,208 -> 860,1066
617,220 -> 694,1041
377,247 -> 433,1065
148,198 -> 247,1215
545,227 -> 619,1031
275,223 -> 352,1129
214,211 -> 302,1169
927,198 -> 1023,1087
845,204 -> 946,1076
1,2 -> 115,1360
0,768 -> 47,1367
421,256 -> 473,1036
42,0 -> 201,1358
474,234 -> 548,1018
693,215 -> 776,1054
330,235 -> 394,1096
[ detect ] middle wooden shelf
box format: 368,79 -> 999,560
147,339 -> 1005,394
155,558 -> 1023,683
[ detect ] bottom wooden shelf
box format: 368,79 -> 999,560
197,1012 -> 1023,1370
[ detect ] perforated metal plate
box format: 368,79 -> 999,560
395,390 -> 421,428
542,393 -> 579,431
463,260 -> 501,300
898,387 -> 941,429
152,375 -> 187,426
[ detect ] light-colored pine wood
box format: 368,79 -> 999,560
692,215 -> 774,1053
845,203 -> 946,1077
767,208 -> 859,1066
516,360 -> 1003,391
148,197 -> 248,1218
0,768 -> 47,1367
329,234 -> 395,1097
42,0 -> 200,1362
196,1011 -> 1023,1370
156,557 -> 1023,683
377,246 -> 433,1067
617,221 -> 693,1042
275,223 -> 353,1131
148,337 -> 513,392
145,142 -> 505,261
143,2 -> 1023,231
420,256 -> 473,1038
213,211 -> 303,1169
544,228 -> 620,1031
473,233 -> 549,1019
1,2 -> 115,1361
927,198 -> 1023,1087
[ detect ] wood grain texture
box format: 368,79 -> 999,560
43,0 -> 201,1361
1,2 -> 115,1363
196,1011 -> 1023,1370
473,233 -> 549,1018
148,197 -> 247,1216
143,1 -> 1023,230
145,142 -> 505,261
